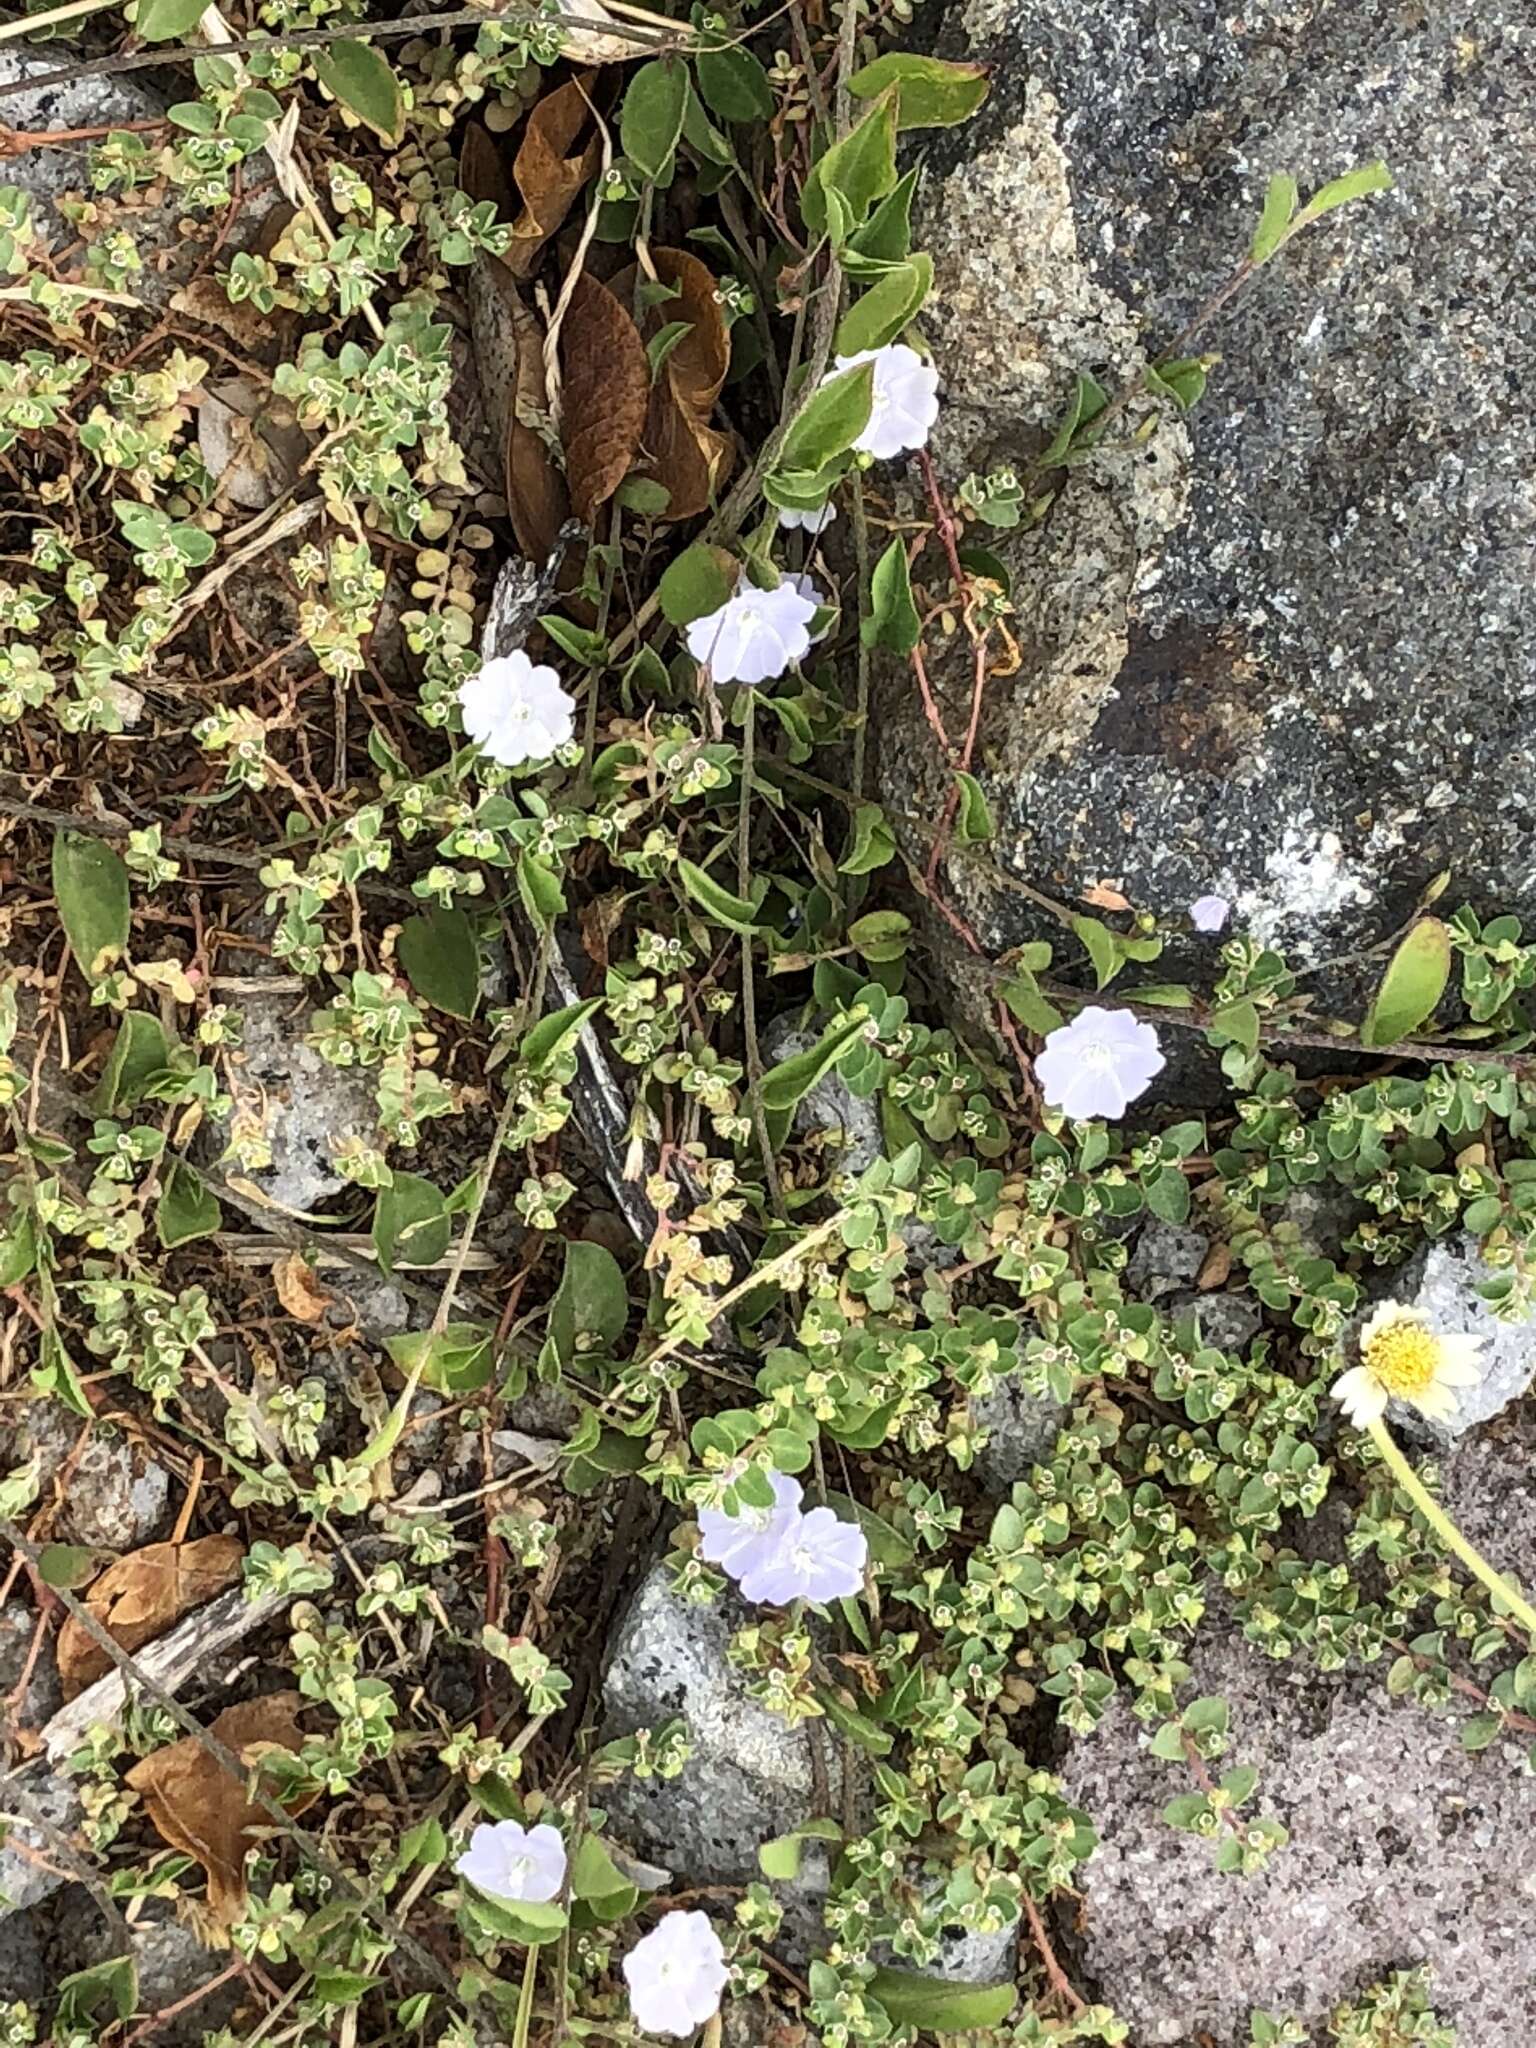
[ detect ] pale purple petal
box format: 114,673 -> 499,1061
831,344 -> 940,460
458,650 -> 575,768
623,1911 -> 728,2037
685,582 -> 817,684
1189,894 -> 1230,934
1034,1006 -> 1164,1123
783,571 -> 833,640
697,1470 -> 802,1574
455,1819 -> 567,1903
738,1504 -> 868,1606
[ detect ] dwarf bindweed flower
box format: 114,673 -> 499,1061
1189,894 -> 1231,933
457,650 -> 575,768
685,580 -> 818,684
737,1503 -> 868,1606
1034,1006 -> 1164,1122
778,499 -> 837,535
697,1470 -> 802,1577
1332,1301 -> 1482,1428
622,1910 -> 728,2037
832,343 -> 940,460
784,571 -> 833,639
454,1819 -> 566,1904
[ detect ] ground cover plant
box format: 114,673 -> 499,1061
0,2 -> 1528,2044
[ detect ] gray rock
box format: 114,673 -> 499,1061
722,1996 -> 820,2048
14,1405 -> 168,1550
127,1916 -> 242,2041
1173,1288 -> 1262,1356
0,1912 -> 44,2003
921,1921 -> 1019,1987
761,1022 -> 884,1181
1060,1415 -> 1536,2045
1126,1221 -> 1210,1301
0,51 -> 166,245
1380,1236 -> 1536,1444
971,1377 -> 1067,1495
224,993 -> 377,1214
0,1773 -> 84,1917
0,1601 -> 61,1731
602,1566 -> 856,1960
881,0 -> 1536,1015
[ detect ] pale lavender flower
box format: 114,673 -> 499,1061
737,1504 -> 868,1606
784,571 -> 833,640
778,500 -> 837,535
455,1819 -> 566,1904
1034,1006 -> 1164,1123
831,343 -> 940,460
685,580 -> 818,684
457,649 -> 575,768
622,1910 -> 728,2038
697,1470 -> 802,1578
1189,894 -> 1231,934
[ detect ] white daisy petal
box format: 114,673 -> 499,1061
1331,1365 -> 1387,1427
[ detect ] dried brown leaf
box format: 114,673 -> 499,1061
1082,883 -> 1132,913
615,247 -> 735,520
273,1251 -> 332,1324
1196,1241 -> 1233,1291
457,117 -> 516,221
467,253 -> 570,561
560,272 -> 649,525
126,1692 -> 315,1930
506,74 -> 601,279
58,1535 -> 245,1697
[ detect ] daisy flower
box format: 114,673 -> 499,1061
1332,1300 -> 1483,1427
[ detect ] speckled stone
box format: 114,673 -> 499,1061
881,0 -> 1536,1010
218,990 -> 378,1214
1059,1412 -> 1536,2044
12,1404 -> 168,1551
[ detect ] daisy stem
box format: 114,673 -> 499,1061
1368,1416 -> 1536,1641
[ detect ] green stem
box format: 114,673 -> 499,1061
1368,1415 -> 1536,1639
511,1945 -> 539,2048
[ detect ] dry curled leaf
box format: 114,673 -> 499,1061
58,1534 -> 245,1697
507,74 -> 602,279
616,247 -> 735,520
1081,883 -> 1133,913
126,1692 -> 315,1931
273,1251 -> 332,1325
457,116 -> 516,221
467,252 -> 569,563
556,0 -> 650,64
560,272 -> 649,525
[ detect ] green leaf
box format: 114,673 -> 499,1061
759,1015 -> 869,1113
1208,997 -> 1260,1054
155,1161 -> 220,1249
37,1542 -> 101,1589
868,1968 -> 1015,2032
517,851 -> 565,928
839,803 -> 897,875
311,1971 -> 377,2006
53,831 -> 130,982
57,1956 -> 138,2029
383,1323 -> 495,1401
779,360 -> 874,475
694,44 -> 773,123
801,91 -> 898,239
520,997 -> 602,1074
311,39 -> 404,142
862,535 -> 921,656
1461,1711 -> 1504,1752
846,53 -> 990,129
1146,355 -> 1208,409
846,167 -> 917,267
461,1891 -> 567,1945
646,319 -> 695,382
1292,159 -> 1392,233
1145,1165 -> 1191,1226
757,1817 -> 841,1882
834,254 -> 932,356
32,1326 -> 90,1418
373,1172 -> 451,1273
1071,915 -> 1122,991
568,1830 -> 640,1908
91,1010 -> 170,1115
1249,172 -> 1298,263
658,542 -> 733,625
848,909 -> 910,963
677,858 -> 765,935
134,0 -> 208,41
818,1686 -> 893,1754
1039,371 -> 1109,467
998,970 -> 1064,1036
953,770 -> 993,845
543,1240 -> 629,1369
1361,916 -> 1451,1048
398,907 -> 479,1021
0,1209 -> 37,1288
621,58 -> 690,183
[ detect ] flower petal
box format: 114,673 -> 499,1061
1331,1364 -> 1387,1426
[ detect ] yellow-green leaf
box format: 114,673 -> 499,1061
846,53 -> 990,129
311,39 -> 405,144
1361,916 -> 1451,1048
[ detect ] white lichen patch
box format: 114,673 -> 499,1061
1235,825 -> 1375,957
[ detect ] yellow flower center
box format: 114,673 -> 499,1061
1363,1318 -> 1441,1397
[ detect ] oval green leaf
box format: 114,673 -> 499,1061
398,906 -> 480,1021
53,830 -> 130,982
621,58 -> 690,183
1361,916 -> 1451,1048
868,1966 -> 1016,2032
846,53 -> 991,129
677,858 -> 764,935
134,0 -> 208,41
312,39 -> 405,143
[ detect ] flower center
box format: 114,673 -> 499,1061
1078,1037 -> 1114,1070
1363,1319 -> 1441,1396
